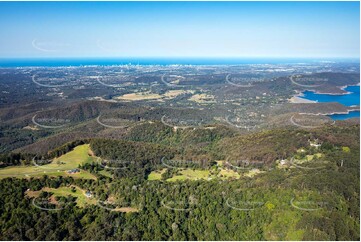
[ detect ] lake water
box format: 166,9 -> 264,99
302,86 -> 360,106
301,85 -> 360,120
327,110 -> 360,120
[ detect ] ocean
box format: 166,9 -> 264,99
0,57 -> 358,67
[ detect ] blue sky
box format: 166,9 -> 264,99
0,1 -> 359,58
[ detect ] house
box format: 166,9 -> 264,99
67,168 -> 80,174
309,139 -> 322,148
85,190 -> 92,198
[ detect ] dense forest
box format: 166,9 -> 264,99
0,124 -> 359,240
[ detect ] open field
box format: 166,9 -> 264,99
163,89 -> 194,98
244,168 -> 265,178
188,93 -> 216,103
26,186 -> 96,208
111,207 -> 139,212
0,144 -> 97,180
148,167 -> 241,182
26,186 -> 138,212
98,170 -> 113,178
147,168 -> 166,180
51,144 -> 97,169
167,169 -> 211,181
115,89 -> 194,102
115,91 -> 163,101
305,153 -> 323,161
0,166 -> 96,179
218,169 -> 241,179
43,186 -> 96,207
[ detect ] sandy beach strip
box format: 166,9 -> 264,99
288,96 -> 317,103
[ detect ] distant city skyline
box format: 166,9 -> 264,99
0,1 -> 359,58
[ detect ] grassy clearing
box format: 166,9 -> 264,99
98,170 -> 113,178
218,169 -> 241,179
148,167 -> 242,182
292,152 -> 326,167
163,90 -> 194,99
0,166 -> 95,179
26,187 -> 138,212
168,169 -> 210,181
305,153 -> 323,161
170,168 -> 241,181
116,92 -> 162,101
111,207 -> 139,213
148,169 -> 211,182
26,186 -> 96,208
115,89 -> 194,102
0,144 -> 96,180
147,168 -> 166,180
51,144 -> 96,170
188,93 -> 216,103
244,169 -> 265,178
215,160 -> 224,166
43,186 -> 96,208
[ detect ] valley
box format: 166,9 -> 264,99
0,61 -> 359,241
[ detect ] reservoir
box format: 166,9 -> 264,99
328,110 -> 360,120
301,85 -> 360,120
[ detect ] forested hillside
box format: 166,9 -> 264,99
0,124 -> 359,240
